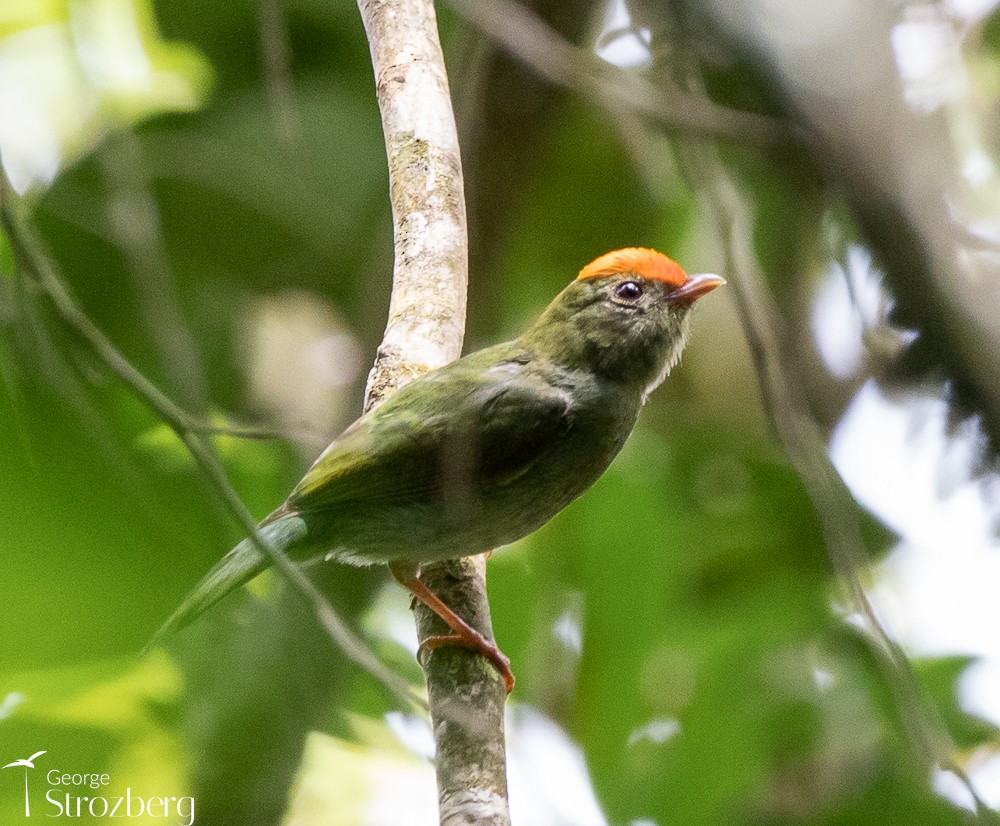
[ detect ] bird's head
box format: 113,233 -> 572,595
523,248 -> 724,395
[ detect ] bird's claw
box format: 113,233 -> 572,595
419,631 -> 515,693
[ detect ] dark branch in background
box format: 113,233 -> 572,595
676,143 -> 994,820
0,183 -> 424,714
449,0 -> 996,818
446,0 -> 798,148
355,0 -> 511,822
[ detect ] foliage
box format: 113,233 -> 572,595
1,0 -> 998,824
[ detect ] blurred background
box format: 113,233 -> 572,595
2,0 -> 1000,823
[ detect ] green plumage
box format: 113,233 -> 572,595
152,263 -> 720,644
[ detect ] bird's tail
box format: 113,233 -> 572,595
145,515 -> 309,652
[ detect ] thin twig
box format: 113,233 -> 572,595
356,0 -> 511,822
445,0 -> 798,147
101,133 -> 210,413
0,187 -> 424,713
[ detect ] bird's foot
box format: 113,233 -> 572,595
390,559 -> 515,694
419,631 -> 515,694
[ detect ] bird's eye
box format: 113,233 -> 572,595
613,281 -> 643,301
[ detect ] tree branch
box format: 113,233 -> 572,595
356,0 -> 510,822
445,0 -> 798,148
358,0 -> 468,409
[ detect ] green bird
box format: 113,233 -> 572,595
151,248 -> 724,691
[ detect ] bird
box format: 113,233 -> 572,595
150,248 -> 724,692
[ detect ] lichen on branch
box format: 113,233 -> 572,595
358,0 -> 468,409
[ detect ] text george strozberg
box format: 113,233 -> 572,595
43,769 -> 194,824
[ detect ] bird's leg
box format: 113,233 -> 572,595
389,560 -> 514,693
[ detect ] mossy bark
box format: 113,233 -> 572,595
356,1 -> 510,823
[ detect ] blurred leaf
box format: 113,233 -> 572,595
283,730 -> 436,826
0,0 -> 211,192
0,655 -> 187,824
3,0 -> 999,822
914,656 -> 997,751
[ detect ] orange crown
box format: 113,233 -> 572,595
577,247 -> 687,286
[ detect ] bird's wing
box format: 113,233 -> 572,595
283,351 -> 573,515
471,368 -> 575,487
